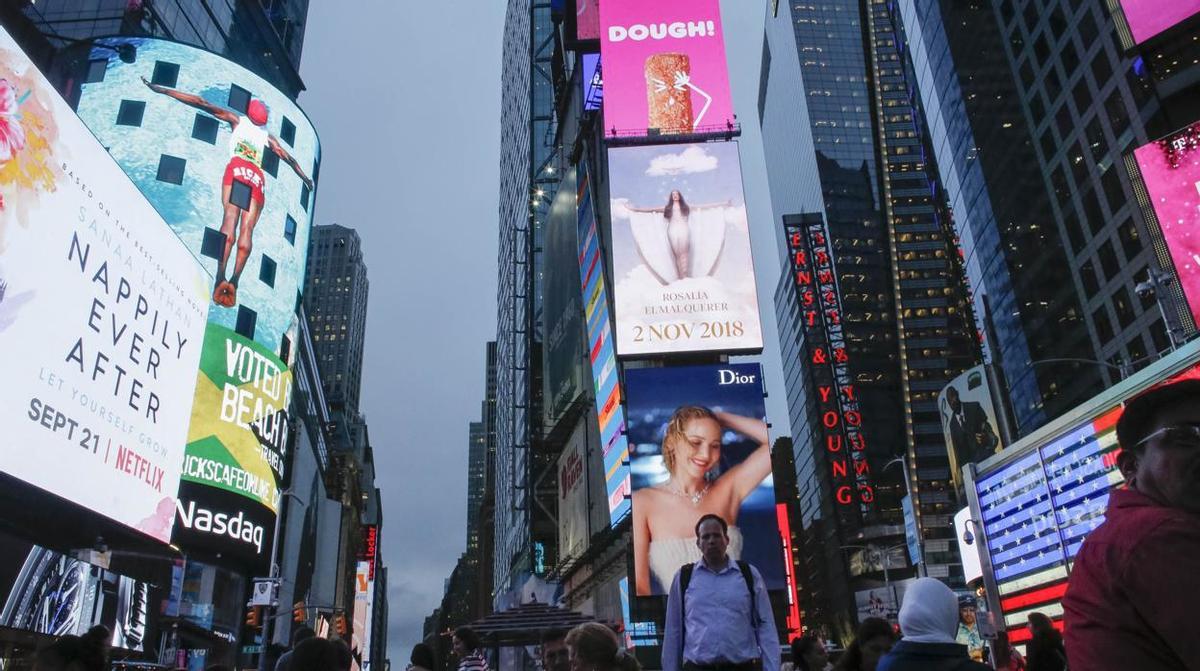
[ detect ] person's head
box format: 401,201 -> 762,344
332,638 -> 353,671
247,99 -> 269,126
836,618 -> 894,671
453,626 -> 481,657
897,578 -> 959,644
564,623 -> 640,671
957,598 -> 977,627
662,190 -> 690,219
34,626 -> 109,671
790,635 -> 827,671
541,629 -> 569,671
291,638 -> 339,671
661,406 -> 721,481
291,626 -> 317,649
694,514 -> 729,565
1027,612 -> 1055,636
945,386 -> 961,411
1115,378 -> 1200,514
410,643 -> 435,671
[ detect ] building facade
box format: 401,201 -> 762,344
305,224 -> 371,417
760,0 -> 981,637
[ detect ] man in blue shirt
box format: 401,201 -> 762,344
663,514 -> 780,671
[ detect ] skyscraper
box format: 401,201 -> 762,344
493,0 -> 562,598
761,0 -> 981,635
20,0 -> 309,98
467,420 -> 487,558
305,224 -> 371,416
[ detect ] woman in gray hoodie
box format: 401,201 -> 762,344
876,579 -> 992,671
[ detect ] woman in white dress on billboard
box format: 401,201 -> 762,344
632,406 -> 772,595
622,190 -> 733,283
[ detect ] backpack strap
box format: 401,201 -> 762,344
679,563 -> 694,650
736,560 -> 760,628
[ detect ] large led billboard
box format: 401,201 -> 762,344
599,0 -> 733,136
608,142 -> 762,357
75,37 -> 320,568
939,365 -> 1003,493
577,0 -> 601,41
0,27 -> 208,543
582,54 -> 603,112
968,354 -> 1200,648
544,168 -> 587,428
1112,0 -> 1200,46
1130,121 -> 1200,325
577,165 -> 631,525
626,364 -> 783,596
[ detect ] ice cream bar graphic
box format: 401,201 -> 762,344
645,53 -> 713,133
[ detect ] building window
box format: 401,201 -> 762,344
229,180 -> 254,210
116,100 -> 145,126
156,154 -> 186,185
151,61 -> 179,88
228,84 -> 251,114
85,59 -> 107,83
262,148 -> 279,177
285,215 -> 297,245
1098,239 -> 1120,281
235,305 -> 257,339
1092,306 -> 1114,343
259,255 -> 277,287
1118,219 -> 1143,260
192,113 -> 219,144
1080,258 -> 1100,297
280,116 -> 296,146
301,184 -> 310,211
1113,286 -> 1137,329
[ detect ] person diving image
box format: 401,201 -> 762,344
142,77 -> 314,307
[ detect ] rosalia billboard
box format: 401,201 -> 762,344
76,38 -> 320,568
626,364 -> 783,596
0,27 -> 208,543
608,141 -> 763,357
1132,121 -> 1200,325
1117,0 -> 1200,45
600,0 -> 733,136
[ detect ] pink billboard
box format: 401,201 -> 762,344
1133,121 -> 1200,322
1118,0 -> 1200,45
577,0 -> 600,41
599,0 -> 733,137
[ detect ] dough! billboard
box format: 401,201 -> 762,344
0,27 -> 208,543
75,38 -> 321,568
599,0 -> 733,136
608,141 -> 762,357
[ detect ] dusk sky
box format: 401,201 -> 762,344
298,1 -> 788,655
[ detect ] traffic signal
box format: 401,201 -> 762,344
245,606 -> 261,628
335,614 -> 347,636
293,601 -> 306,623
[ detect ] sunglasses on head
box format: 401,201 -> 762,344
1132,424 -> 1200,450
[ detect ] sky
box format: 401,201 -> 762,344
298,1 -> 788,658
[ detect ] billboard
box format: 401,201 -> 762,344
577,164 -> 631,525
75,38 -> 320,569
577,0 -> 601,41
968,354 -> 1200,647
351,561 -> 374,671
0,27 -> 208,542
938,365 -> 1003,492
582,54 -> 604,112
543,168 -> 587,428
0,530 -> 156,652
1130,121 -> 1200,325
599,0 -> 733,136
608,142 -> 762,357
557,419 -> 593,560
1113,0 -> 1200,46
626,364 -> 783,596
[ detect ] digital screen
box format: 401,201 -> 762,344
582,54 -> 603,112
608,142 -> 762,357
544,168 -> 587,428
352,561 -> 374,671
1116,0 -> 1200,45
599,0 -> 733,136
577,0 -> 601,41
0,27 -> 208,543
625,364 -> 783,596
76,38 -> 320,568
1131,121 -> 1200,324
576,165 -> 631,525
939,365 -> 1004,493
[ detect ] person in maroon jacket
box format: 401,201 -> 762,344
1063,376 -> 1200,670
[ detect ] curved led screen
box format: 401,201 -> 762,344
75,38 -> 321,568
